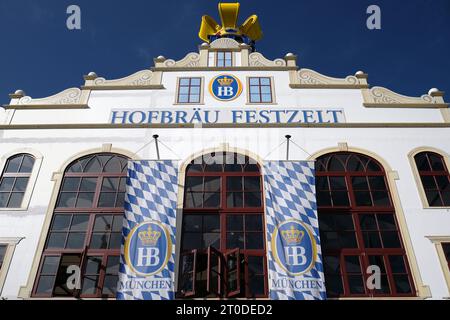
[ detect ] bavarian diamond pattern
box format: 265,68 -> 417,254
117,160 -> 178,300
263,161 -> 327,300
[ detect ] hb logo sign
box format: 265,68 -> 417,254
124,221 -> 172,276
272,220 -> 317,276
210,74 -> 243,101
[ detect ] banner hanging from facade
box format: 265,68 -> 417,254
263,161 -> 326,300
117,160 -> 179,300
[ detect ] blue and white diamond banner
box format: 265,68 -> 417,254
117,160 -> 178,300
263,161 -> 326,300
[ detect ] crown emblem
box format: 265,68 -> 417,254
138,225 -> 161,246
217,76 -> 234,87
199,3 -> 263,49
281,226 -> 305,245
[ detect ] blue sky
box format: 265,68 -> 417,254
0,0 -> 449,105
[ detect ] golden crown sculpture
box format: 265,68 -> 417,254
281,226 -> 305,245
217,76 -> 234,86
138,225 -> 161,246
199,3 -> 263,45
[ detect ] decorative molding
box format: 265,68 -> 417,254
83,70 -> 163,90
5,88 -> 90,109
162,53 -> 201,68
363,87 -> 449,108
290,69 -> 367,89
209,38 -> 241,50
248,52 -> 286,67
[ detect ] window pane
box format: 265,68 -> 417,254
0,193 -> 8,207
345,256 -> 362,273
381,231 -> 401,248
245,192 -> 262,207
329,177 -> 347,190
5,156 -> 22,173
323,256 -> 341,273
331,191 -> 349,206
41,256 -> 60,274
249,78 -> 259,86
102,275 -> 118,295
179,78 -> 190,86
13,177 -> 29,192
184,192 -> 202,208
354,191 -> 372,206
316,176 -> 329,190
227,192 -> 243,207
102,177 -> 119,192
90,233 -> 110,249
372,191 -> 390,206
227,232 -> 244,249
94,215 -> 113,232
389,256 -> 407,273
81,275 -> 98,295
348,275 -> 365,294
183,215 -> 202,232
261,94 -> 272,103
53,255 -> 81,296
420,176 -> 436,189
46,233 -> 67,249
375,275 -> 391,294
204,193 -> 220,207
182,233 -> 202,250
227,177 -> 242,191
363,232 -> 382,248
368,256 -> 386,273
334,214 -> 355,230
244,177 -> 260,191
0,177 -> 14,192
393,275 -> 412,294
261,86 -> 271,94
352,177 -> 369,190
62,177 -> 80,191
70,215 -> 89,231
109,233 -> 122,249
325,274 -> 344,296
75,193 -> 95,208
190,78 -> 201,86
415,153 -> 431,171
249,275 -> 265,296
369,177 -> 387,190
245,215 -> 263,231
347,157 -> 365,172
246,232 -> 264,249
203,215 -> 220,232
115,192 -> 125,208
429,154 -> 445,171
248,256 -> 264,274
203,233 -> 220,249
98,192 -> 116,207
85,256 -> 102,274
377,214 -> 396,230
178,95 -> 189,103
8,193 -> 24,208
425,190 -> 443,206
66,233 -> 86,249
80,178 -> 97,192
340,232 -> 358,248
204,177 -> 220,192
106,256 -> 120,274
227,215 -> 243,231
359,214 -> 377,230
317,191 -> 332,206
436,176 -> 450,190
36,275 -> 55,294
250,94 -> 260,103
185,177 -> 203,192
112,216 -> 123,232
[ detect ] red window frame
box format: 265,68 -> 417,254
179,153 -> 268,298
316,152 -> 416,298
32,153 -> 128,298
414,152 -> 450,207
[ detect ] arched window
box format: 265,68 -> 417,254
316,152 -> 415,297
414,152 -> 450,207
0,154 -> 35,208
32,153 -> 128,298
178,152 -> 267,298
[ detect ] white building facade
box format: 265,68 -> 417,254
1,30 -> 450,299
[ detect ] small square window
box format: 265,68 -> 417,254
248,78 -> 273,103
177,78 -> 202,104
